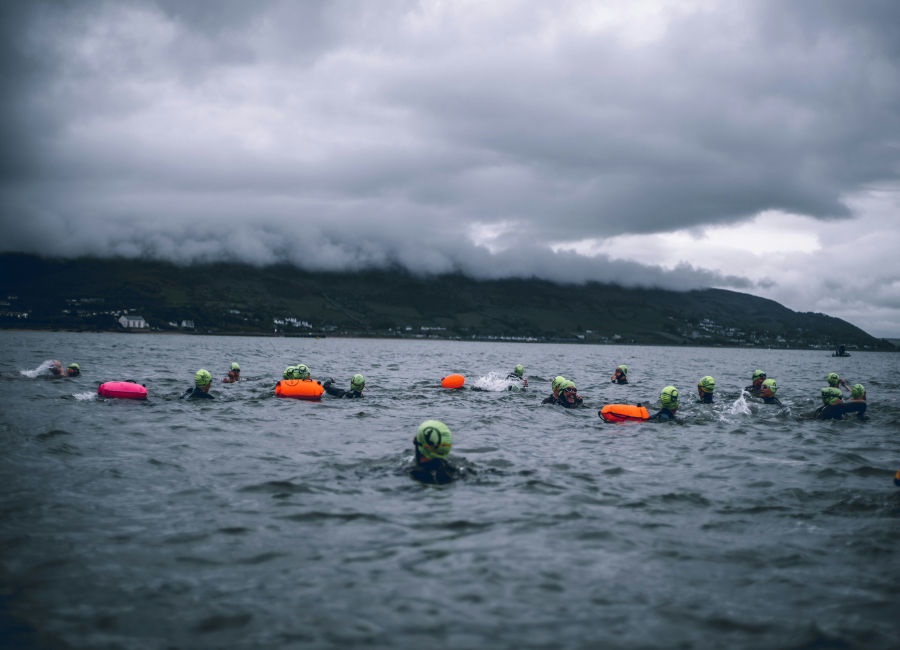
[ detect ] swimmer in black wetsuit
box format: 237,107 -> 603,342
323,374 -> 365,398
542,376 -> 565,405
611,365 -> 628,384
815,385 -> 867,420
183,369 -> 215,400
759,378 -> 782,406
648,386 -> 678,421
555,380 -> 584,408
222,362 -> 240,383
66,363 -> 81,377
410,420 -> 459,484
744,370 -> 766,397
697,376 -> 715,403
506,364 -> 528,390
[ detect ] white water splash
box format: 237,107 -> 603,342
20,360 -> 58,378
73,392 -> 97,401
471,371 -> 524,392
728,392 -> 753,416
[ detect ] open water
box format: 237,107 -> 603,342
1,331 -> 898,649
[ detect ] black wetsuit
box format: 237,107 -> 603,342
323,379 -> 363,399
815,401 -> 866,420
611,372 -> 627,384
410,442 -> 459,484
542,394 -> 560,405
761,396 -> 783,406
744,384 -> 762,398
647,407 -> 677,421
183,387 -> 214,400
698,392 -> 713,404
555,394 -> 585,408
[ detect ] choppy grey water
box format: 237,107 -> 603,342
1,331 -> 898,649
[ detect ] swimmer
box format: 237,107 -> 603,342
648,386 -> 678,421
410,420 -> 458,484
541,376 -> 566,405
222,362 -> 240,383
506,364 -> 529,389
744,370 -> 766,397
323,374 -> 365,398
66,363 -> 81,377
611,365 -> 628,384
697,376 -> 715,403
759,378 -> 782,406
295,364 -> 311,380
849,384 -> 866,402
826,372 -> 852,392
555,380 -> 585,408
814,387 -> 844,419
183,369 -> 215,400
49,360 -> 63,377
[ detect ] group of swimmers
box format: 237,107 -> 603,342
50,358 -> 872,483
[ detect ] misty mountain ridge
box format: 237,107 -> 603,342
0,253 -> 891,350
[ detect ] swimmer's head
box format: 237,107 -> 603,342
761,378 -> 777,396
851,383 -> 866,399
560,380 -> 577,399
415,420 -> 452,460
826,372 -> 840,387
194,369 -> 212,387
821,387 -> 842,406
283,365 -> 295,379
513,364 -> 524,377
295,364 -> 310,380
616,365 -> 627,375
66,363 -> 80,377
752,369 -> 766,382
698,376 -> 715,394
231,362 -> 240,371
660,385 -> 679,409
552,376 -> 565,392
351,374 -> 365,391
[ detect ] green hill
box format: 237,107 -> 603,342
0,253 -> 891,350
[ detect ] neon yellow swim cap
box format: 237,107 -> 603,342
296,364 -> 310,380
752,369 -> 766,381
552,376 -> 565,391
416,420 -> 452,460
617,365 -> 627,374
351,374 -> 365,390
826,373 -> 839,386
514,364 -> 524,377
231,362 -> 240,371
761,378 -> 777,395
194,369 -> 212,386
851,384 -> 865,399
698,376 -> 715,393
660,386 -> 678,408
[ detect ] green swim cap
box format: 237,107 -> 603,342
194,369 -> 212,387
231,362 -> 240,371
351,373 -> 365,390
761,378 -> 777,395
698,376 -> 715,393
295,364 -> 310,380
552,376 -> 565,391
821,387 -> 842,406
514,364 -> 524,377
416,420 -> 452,460
660,385 -> 679,408
560,380 -> 576,392
617,365 -> 627,374
752,369 -> 766,381
283,365 -> 295,379
68,363 -> 80,370
826,372 -> 839,386
851,383 -> 865,399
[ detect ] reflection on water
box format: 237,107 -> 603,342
1,332 -> 898,649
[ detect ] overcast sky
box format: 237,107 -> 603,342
2,1 -> 899,336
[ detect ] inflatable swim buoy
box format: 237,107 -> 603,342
441,374 -> 465,389
599,404 -> 649,423
275,379 -> 324,400
97,381 -> 147,400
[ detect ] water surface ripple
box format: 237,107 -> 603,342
1,332 -> 898,649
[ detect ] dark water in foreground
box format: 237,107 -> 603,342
1,332 -> 898,649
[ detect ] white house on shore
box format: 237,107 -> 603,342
118,314 -> 148,329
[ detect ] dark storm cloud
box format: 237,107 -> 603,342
1,0 -> 898,300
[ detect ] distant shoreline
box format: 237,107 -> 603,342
3,326 -> 895,352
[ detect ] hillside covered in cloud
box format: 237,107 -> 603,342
1,1 -> 899,335
1,254 -> 889,350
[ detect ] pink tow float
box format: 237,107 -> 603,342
97,381 -> 147,400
